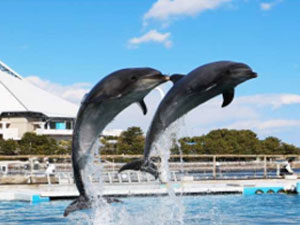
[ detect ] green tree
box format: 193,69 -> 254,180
56,140 -> 72,155
179,129 -> 264,155
280,143 -> 300,154
100,137 -> 118,155
117,127 -> 145,154
260,136 -> 300,155
260,137 -> 282,154
0,139 -> 19,155
2,127 -> 297,157
19,132 -> 59,155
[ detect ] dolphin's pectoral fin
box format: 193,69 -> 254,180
119,159 -> 159,180
170,74 -> 185,84
137,99 -> 148,115
64,195 -> 91,217
222,88 -> 235,108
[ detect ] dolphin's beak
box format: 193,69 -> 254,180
149,73 -> 170,81
250,72 -> 258,78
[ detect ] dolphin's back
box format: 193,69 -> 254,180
72,99 -> 130,197
65,67 -> 169,216
173,61 -> 233,91
119,60 -> 257,179
143,61 -> 236,157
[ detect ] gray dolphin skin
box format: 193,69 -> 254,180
63,68 -> 169,216
119,61 -> 257,178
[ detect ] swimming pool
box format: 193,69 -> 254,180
1,195 -> 299,225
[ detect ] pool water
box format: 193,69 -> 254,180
1,195 -> 300,225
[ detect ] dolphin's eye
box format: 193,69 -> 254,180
131,76 -> 137,81
224,70 -> 231,75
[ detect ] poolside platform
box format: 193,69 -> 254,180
1,154 -> 300,202
0,178 -> 299,202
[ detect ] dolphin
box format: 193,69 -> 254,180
119,61 -> 257,178
63,68 -> 169,216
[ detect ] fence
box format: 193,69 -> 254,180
0,154 -> 299,184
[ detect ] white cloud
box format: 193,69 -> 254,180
136,0 -> 231,49
171,93 -> 300,143
107,92 -> 300,141
24,75 -> 300,144
228,119 -> 300,131
235,94 -> 300,109
133,0 -> 232,49
25,76 -> 91,104
184,97 -> 259,127
260,3 -> 272,10
128,30 -> 172,48
260,0 -> 283,11
182,94 -> 300,129
144,0 -> 232,21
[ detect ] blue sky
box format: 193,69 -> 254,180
1,0 -> 300,146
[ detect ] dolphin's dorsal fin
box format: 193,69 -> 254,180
137,99 -> 148,115
222,88 -> 235,107
170,74 -> 185,84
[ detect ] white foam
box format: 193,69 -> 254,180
73,117 -> 188,224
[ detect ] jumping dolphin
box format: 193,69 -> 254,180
63,68 -> 169,216
119,61 -> 257,178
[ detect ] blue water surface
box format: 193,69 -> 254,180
0,195 -> 300,225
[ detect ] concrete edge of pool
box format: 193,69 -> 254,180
0,179 -> 299,202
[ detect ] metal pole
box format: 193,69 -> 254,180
213,156 -> 216,179
276,164 -> 280,177
30,158 -> 33,184
264,156 -> 267,178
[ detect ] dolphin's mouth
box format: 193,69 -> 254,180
250,71 -> 258,78
155,74 -> 170,80
145,73 -> 170,81
234,67 -> 258,79
240,69 -> 257,78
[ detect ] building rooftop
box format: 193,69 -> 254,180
0,60 -> 78,119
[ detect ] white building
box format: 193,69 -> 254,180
102,129 -> 123,137
0,60 -> 78,141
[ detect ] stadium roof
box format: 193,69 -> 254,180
0,60 -> 78,118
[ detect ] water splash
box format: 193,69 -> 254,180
151,117 -> 186,224
178,143 -> 185,175
152,117 -> 186,183
84,140 -> 104,198
72,117 -> 188,224
79,139 -> 115,225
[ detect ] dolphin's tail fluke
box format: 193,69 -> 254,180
64,195 -> 91,217
119,159 -> 159,179
64,195 -> 122,217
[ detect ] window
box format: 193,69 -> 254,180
56,122 -> 66,130
66,121 -> 72,130
50,122 -> 56,129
